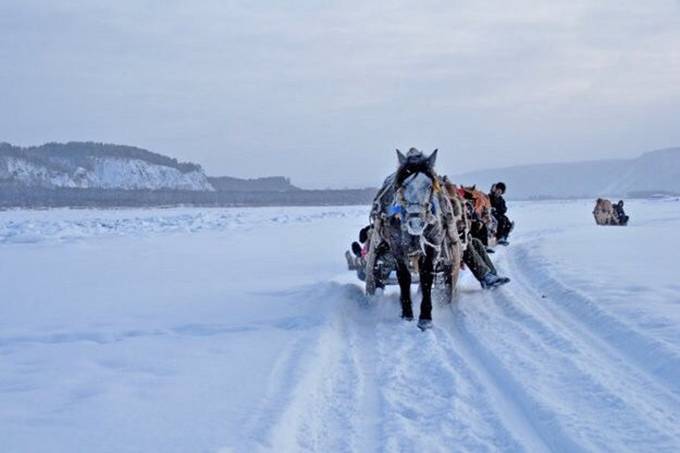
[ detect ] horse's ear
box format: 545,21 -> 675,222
396,149 -> 406,165
428,149 -> 438,167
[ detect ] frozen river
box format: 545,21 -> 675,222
1,199 -> 679,452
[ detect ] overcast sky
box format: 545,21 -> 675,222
2,1 -> 680,188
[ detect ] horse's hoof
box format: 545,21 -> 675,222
401,314 -> 414,322
417,319 -> 433,331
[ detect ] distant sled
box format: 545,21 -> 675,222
593,198 -> 630,226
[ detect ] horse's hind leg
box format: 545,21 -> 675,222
396,260 -> 413,320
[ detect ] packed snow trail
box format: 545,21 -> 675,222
230,200 -> 680,452
1,200 -> 679,452
241,283 -> 680,451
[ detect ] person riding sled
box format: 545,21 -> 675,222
489,182 -> 514,246
456,199 -> 510,288
350,212 -> 509,290
614,200 -> 629,226
464,236 -> 510,289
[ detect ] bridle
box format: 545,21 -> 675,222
391,172 -> 442,254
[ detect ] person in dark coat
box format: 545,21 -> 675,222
614,200 -> 629,225
489,182 -> 513,245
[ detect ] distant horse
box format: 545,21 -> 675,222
458,184 -> 497,242
369,148 -> 461,330
593,198 -> 616,225
460,185 -> 491,217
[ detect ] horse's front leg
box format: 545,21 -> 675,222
418,247 -> 436,329
396,259 -> 413,320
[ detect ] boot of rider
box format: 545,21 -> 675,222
481,272 -> 510,289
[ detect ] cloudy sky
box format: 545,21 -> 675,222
2,1 -> 680,188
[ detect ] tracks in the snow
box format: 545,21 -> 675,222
242,245 -> 680,451
241,284 -> 382,452
510,246 -> 680,396
244,282 -> 546,451
445,251 -> 680,451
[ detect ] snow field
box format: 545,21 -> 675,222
1,199 -> 679,452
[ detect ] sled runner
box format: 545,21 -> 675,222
345,224 -> 458,298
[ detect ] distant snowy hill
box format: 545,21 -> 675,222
0,142 -> 375,207
453,148 -> 680,199
0,142 -> 214,191
4,141 -> 679,203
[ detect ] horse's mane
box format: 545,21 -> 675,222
394,159 -> 438,189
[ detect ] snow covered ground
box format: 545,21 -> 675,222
1,199 -> 679,452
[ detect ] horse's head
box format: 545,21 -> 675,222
390,148 -> 441,254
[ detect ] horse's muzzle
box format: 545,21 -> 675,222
405,216 -> 426,236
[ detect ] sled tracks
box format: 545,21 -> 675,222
237,283 -> 380,452
235,269 -> 680,452
478,245 -> 680,451
236,283 -> 533,452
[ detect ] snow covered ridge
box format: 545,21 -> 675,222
0,142 -> 214,191
0,206 -> 367,244
0,156 -> 214,191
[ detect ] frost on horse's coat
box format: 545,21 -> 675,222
368,149 -> 461,327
